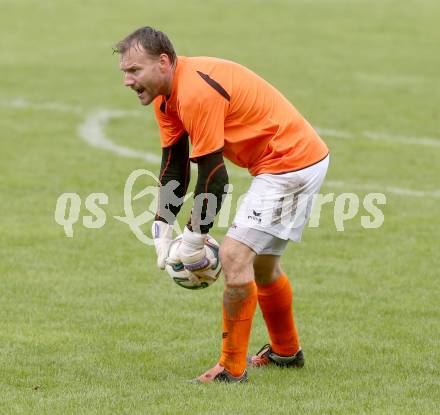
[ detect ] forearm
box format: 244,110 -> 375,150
189,150 -> 229,234
155,132 -> 190,224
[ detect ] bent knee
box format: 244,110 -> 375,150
219,244 -> 234,268
219,238 -> 256,282
219,244 -> 252,271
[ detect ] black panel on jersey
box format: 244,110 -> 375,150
196,71 -> 231,101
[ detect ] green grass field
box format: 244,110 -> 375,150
1,0 -> 439,413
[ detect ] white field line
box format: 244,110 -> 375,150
2,98 -> 440,198
3,98 -> 439,148
78,109 -> 161,164
315,128 -> 440,148
325,180 -> 440,198
1,98 -> 83,114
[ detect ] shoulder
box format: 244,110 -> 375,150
176,58 -> 233,116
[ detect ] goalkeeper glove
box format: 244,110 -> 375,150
179,226 -> 213,271
151,221 -> 173,269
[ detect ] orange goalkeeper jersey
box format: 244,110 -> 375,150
153,56 -> 328,176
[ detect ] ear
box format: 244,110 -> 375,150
158,53 -> 172,72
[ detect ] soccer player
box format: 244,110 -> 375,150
115,27 -> 329,383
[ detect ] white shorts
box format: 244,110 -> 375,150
227,155 -> 329,255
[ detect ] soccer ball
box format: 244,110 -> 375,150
165,235 -> 222,289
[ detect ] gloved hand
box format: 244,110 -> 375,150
179,226 -> 213,272
151,221 -> 173,269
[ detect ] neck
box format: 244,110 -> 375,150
164,59 -> 177,97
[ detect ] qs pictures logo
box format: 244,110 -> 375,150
54,169 -> 387,244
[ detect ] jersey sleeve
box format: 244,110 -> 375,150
153,96 -> 186,148
178,89 -> 228,159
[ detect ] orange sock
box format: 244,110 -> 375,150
219,281 -> 257,377
257,273 -> 300,356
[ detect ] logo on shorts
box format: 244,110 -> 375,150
248,210 -> 262,224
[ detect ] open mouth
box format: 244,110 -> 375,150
134,86 -> 145,97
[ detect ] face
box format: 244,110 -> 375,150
119,45 -> 173,106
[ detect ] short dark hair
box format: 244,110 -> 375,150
114,26 -> 177,63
